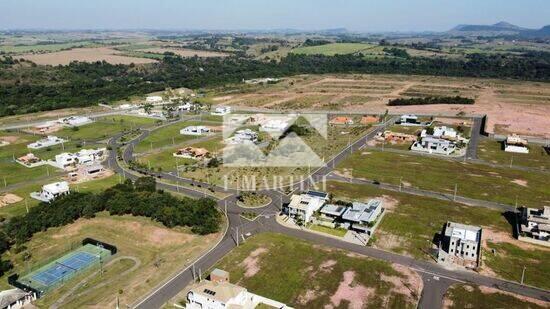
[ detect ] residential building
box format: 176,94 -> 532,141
85,164 -> 105,176
186,269 -> 290,309
287,191 -> 328,223
58,116 -> 93,127
27,136 -> 67,149
180,126 -> 211,136
244,77 -> 280,84
173,147 -> 210,160
341,200 -> 383,233
320,203 -> 348,221
377,131 -> 417,143
30,181 -> 70,203
211,106 -> 232,116
505,134 -> 529,154
146,96 -> 163,104
16,153 -> 42,166
260,119 -> 289,133
177,102 -> 196,111
519,207 -> 550,247
361,115 -> 379,125
399,114 -> 421,126
54,148 -> 106,169
329,116 -> 354,125
411,136 -> 456,155
437,222 -> 482,269
226,129 -> 258,145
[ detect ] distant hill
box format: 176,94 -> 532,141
451,21 -> 527,33
521,25 -> 550,38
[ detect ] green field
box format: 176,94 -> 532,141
444,284 -> 548,309
291,43 -> 378,56
211,233 -> 420,308
309,224 -> 348,237
337,150 -> 550,208
57,115 -> 158,141
325,181 -> 510,259
0,41 -> 101,54
477,139 -> 550,171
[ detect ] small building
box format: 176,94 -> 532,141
378,131 -> 417,143
54,148 -> 106,170
85,164 -> 105,176
34,121 -> 59,133
260,119 -> 289,133
59,116 -> 93,127
287,192 -> 327,223
505,134 -> 529,154
227,129 -> 258,145
411,136 -> 456,155
173,147 -> 210,160
437,222 -> 482,269
210,268 -> 230,283
180,126 -> 211,136
361,115 -> 379,125
16,153 -> 42,167
177,102 -> 196,111
30,181 -> 70,203
319,203 -> 348,221
146,96 -> 164,104
341,200 -> 383,233
329,116 -> 354,125
432,126 -> 458,139
518,207 -> 550,247
211,106 -> 232,116
27,136 -> 68,150
399,114 -> 421,126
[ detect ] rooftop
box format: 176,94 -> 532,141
189,280 -> 246,304
444,222 -> 481,243
341,200 -> 382,223
320,204 -> 347,216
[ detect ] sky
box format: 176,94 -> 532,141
0,0 -> 548,32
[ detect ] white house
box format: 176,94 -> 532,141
399,114 -> 421,126
341,200 -> 383,233
437,222 -> 482,269
177,102 -> 196,111
53,148 -> 106,170
180,126 -> 211,136
211,106 -> 232,116
287,191 -> 328,223
30,181 -> 70,203
411,136 -> 456,155
27,136 -> 68,149
186,270 -> 290,309
226,129 -> 258,145
422,126 -> 458,139
146,96 -> 164,104
58,116 -> 93,127
505,135 -> 529,154
519,207 -> 550,247
260,119 -> 289,133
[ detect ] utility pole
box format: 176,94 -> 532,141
510,156 -> 514,168
25,199 -> 29,213
399,177 -> 403,192
521,266 -> 526,285
224,200 -> 227,215
3,177 -> 6,188
453,184 -> 458,202
192,264 -> 196,281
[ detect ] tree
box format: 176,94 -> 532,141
134,176 -> 157,192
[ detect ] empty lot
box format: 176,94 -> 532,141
20,47 -> 157,65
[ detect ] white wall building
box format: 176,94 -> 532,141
287,191 -> 328,223
27,136 -> 68,149
30,181 -> 70,203
519,207 -> 550,246
53,148 -> 106,170
399,114 -> 421,126
411,136 -> 456,155
180,126 -> 211,136
211,106 -> 232,116
505,135 -> 529,154
146,96 -> 164,104
226,129 -> 258,145
58,116 -> 93,127
260,119 -> 289,133
438,222 -> 482,269
424,126 -> 458,139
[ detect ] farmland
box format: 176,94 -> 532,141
291,43 -> 379,56
209,74 -> 550,137
19,47 -> 158,65
209,233 -> 422,308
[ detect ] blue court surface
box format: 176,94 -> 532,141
31,251 -> 99,286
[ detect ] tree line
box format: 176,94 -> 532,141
0,177 -> 222,276
388,96 -> 475,106
1,51 -> 549,116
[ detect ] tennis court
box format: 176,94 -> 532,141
17,243 -> 112,294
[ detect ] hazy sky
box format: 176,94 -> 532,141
1,0 -> 548,32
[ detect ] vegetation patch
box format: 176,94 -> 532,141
388,96 -> 475,106
236,192 -> 271,208
444,284 -> 549,309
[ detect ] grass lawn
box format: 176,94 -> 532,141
483,242 -> 550,290
309,224 -> 347,237
57,115 -> 159,141
133,120 -> 212,153
325,181 -> 511,259
444,284 -> 548,309
337,150 -> 550,208
477,139 -> 550,171
210,233 -> 421,308
1,213 -> 222,307
291,43 -> 378,56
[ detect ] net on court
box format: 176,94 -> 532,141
17,244 -> 112,294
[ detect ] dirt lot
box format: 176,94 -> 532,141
211,74 -> 550,137
138,47 -> 228,58
20,47 -> 157,65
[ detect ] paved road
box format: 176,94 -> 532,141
466,117 -> 482,159
103,116 -> 550,309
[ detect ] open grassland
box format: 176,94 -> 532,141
210,74 -> 550,137
291,43 -> 380,56
210,233 -> 422,308
1,213 -> 221,307
20,47 -> 158,65
444,284 -> 549,309
477,139 -> 550,171
336,150 -> 550,208
325,181 -> 550,290
137,47 -> 228,58
0,41 -> 103,54
57,115 -> 158,141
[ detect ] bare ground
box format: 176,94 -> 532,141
21,47 -> 157,65
241,247 -> 268,278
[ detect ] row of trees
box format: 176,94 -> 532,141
388,96 -> 475,106
1,51 -> 549,116
0,177 -> 222,276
